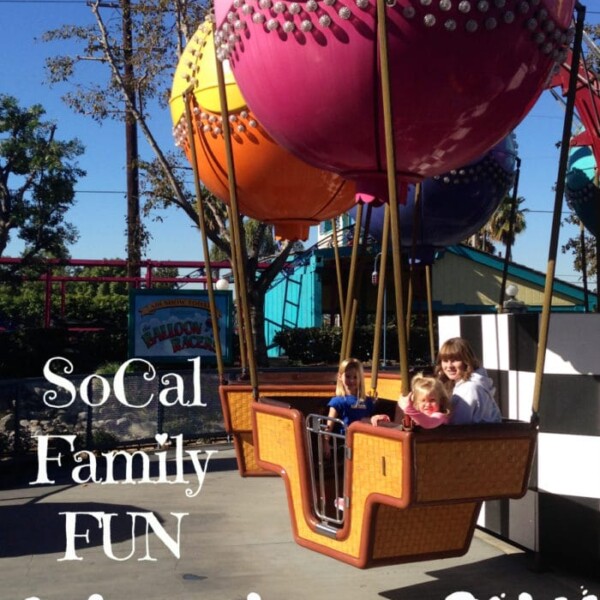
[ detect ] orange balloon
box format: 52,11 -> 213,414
170,22 -> 355,241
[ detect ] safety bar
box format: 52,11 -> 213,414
305,413 -> 347,528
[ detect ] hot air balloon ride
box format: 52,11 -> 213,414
170,0 -> 588,571
243,129 -> 535,568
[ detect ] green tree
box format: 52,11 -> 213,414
0,263 -> 131,328
63,264 -> 129,326
209,220 -> 279,264
486,195 -> 528,254
584,23 -> 600,71
43,0 -> 296,366
0,278 -> 46,327
151,265 -> 180,289
0,95 -> 84,265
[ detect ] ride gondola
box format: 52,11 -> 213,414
170,0 -> 587,569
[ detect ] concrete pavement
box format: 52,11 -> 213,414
1,444 -> 598,600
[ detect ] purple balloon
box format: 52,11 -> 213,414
350,134 -> 518,263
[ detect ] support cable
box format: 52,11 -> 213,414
532,3 -> 586,419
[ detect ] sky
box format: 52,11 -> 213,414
1,0 -> 600,287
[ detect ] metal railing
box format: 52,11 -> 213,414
0,370 -> 226,458
305,414 -> 347,530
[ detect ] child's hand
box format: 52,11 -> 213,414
398,392 -> 413,411
370,414 -> 391,427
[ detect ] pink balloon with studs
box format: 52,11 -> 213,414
214,0 -> 574,202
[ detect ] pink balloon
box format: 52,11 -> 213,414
214,0 -> 574,199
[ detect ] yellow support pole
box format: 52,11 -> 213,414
376,0 -> 410,395
340,202 -> 363,360
370,203 -> 391,395
425,264 -> 436,365
212,37 -> 259,397
532,4 -> 586,418
183,92 -> 226,383
331,218 -> 346,327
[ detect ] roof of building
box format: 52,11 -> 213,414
442,244 -> 591,305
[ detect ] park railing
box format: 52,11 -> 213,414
0,370 -> 227,458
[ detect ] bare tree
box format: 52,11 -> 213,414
43,0 -> 294,364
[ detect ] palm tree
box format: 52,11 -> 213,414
468,195 -> 528,257
486,195 -> 528,259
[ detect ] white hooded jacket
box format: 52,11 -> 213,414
449,368 -> 502,425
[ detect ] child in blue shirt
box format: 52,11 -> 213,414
324,358 -> 374,452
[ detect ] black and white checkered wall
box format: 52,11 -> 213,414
439,314 -> 600,571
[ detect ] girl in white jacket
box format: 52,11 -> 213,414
435,337 -> 502,425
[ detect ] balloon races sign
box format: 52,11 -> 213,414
129,290 -> 233,364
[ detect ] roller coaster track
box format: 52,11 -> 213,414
550,36 -> 600,165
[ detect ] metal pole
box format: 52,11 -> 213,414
121,0 -> 141,285
405,273 -> 413,344
225,204 -> 248,376
340,203 -> 363,360
406,183 -> 422,341
383,288 -> 387,366
376,0 -> 410,395
370,204 -> 391,393
213,39 -> 259,397
344,204 -> 372,358
532,3 -> 586,417
331,218 -> 346,326
425,264 -> 435,365
580,220 -> 589,312
499,157 -> 522,308
183,93 -> 227,383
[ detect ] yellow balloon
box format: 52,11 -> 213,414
169,20 -> 246,124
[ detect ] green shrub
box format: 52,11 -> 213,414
0,431 -> 9,454
0,329 -> 128,379
273,326 -> 341,364
272,320 -> 434,366
93,429 -> 119,452
18,426 -> 33,453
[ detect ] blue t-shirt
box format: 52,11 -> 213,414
327,395 -> 375,430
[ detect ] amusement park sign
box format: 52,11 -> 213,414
128,289 -> 233,364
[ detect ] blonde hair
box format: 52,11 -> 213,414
336,357 -> 366,399
435,337 -> 480,385
411,373 -> 450,414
